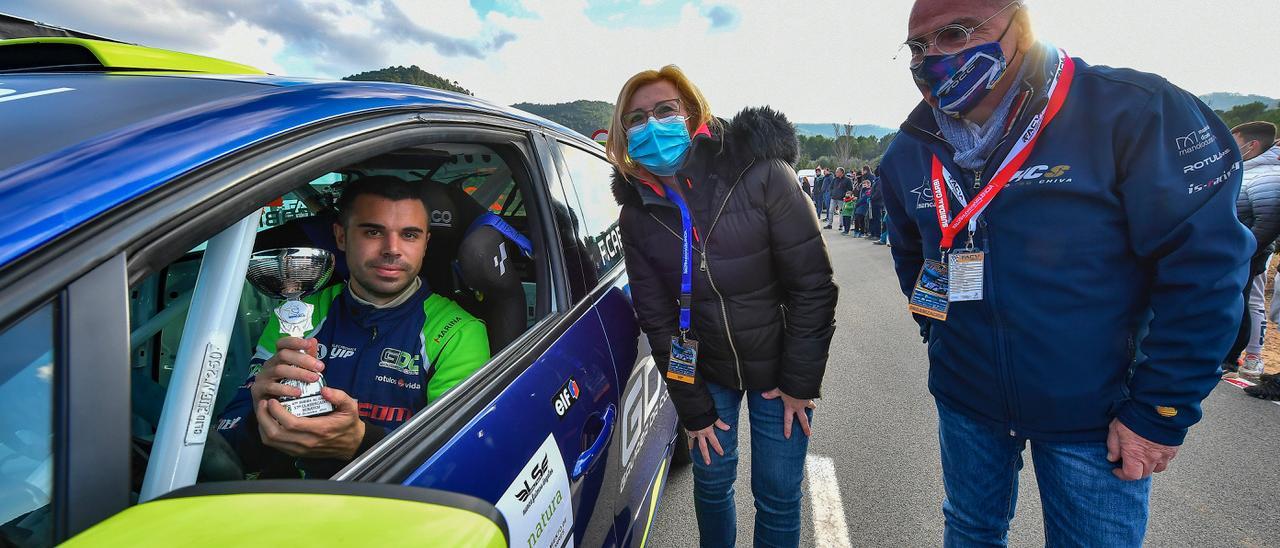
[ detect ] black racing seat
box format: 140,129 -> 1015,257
455,214 -> 534,352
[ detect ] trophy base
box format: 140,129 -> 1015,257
281,394 -> 335,417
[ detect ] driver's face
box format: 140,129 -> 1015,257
334,194 -> 430,302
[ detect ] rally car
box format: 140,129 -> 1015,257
0,37 -> 681,547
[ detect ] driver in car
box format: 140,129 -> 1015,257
217,175 -> 491,478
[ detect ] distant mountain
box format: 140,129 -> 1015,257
342,65 -> 472,95
794,123 -> 896,139
511,100 -> 615,136
1199,92 -> 1279,111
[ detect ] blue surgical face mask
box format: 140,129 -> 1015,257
912,41 -> 1008,117
627,115 -> 692,177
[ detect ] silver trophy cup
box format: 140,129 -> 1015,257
246,247 -> 337,417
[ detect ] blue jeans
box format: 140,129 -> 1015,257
936,401 -> 1151,547
878,211 -> 889,244
691,381 -> 812,548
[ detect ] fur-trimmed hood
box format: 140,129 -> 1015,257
611,106 -> 799,207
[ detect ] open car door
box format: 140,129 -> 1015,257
64,481 -> 508,547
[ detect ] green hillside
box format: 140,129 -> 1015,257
511,100 -> 615,136
342,65 -> 472,95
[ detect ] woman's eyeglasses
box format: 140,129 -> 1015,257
899,0 -> 1021,68
623,99 -> 684,129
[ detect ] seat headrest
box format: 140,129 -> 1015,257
456,226 -> 524,297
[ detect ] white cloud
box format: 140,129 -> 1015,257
14,0 -> 1280,127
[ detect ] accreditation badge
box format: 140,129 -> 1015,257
908,259 -> 950,321
947,251 -> 985,302
667,335 -> 698,384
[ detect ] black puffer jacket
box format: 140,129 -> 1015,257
612,107 -> 838,430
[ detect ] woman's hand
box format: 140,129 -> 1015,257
762,388 -> 816,439
687,419 -> 732,465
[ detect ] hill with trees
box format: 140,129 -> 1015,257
342,65 -> 472,95
1200,92 -> 1279,111
510,100 -> 615,136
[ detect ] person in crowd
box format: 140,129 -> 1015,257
841,189 -> 856,235
606,65 -> 837,548
879,1 -> 1251,545
814,166 -> 831,218
1224,121 -> 1280,380
876,166 -> 890,246
1236,122 -> 1280,399
825,167 -> 853,229
865,166 -> 884,240
800,175 -> 813,198
217,176 -> 491,479
854,180 -> 872,237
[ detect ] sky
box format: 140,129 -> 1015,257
6,0 -> 1278,127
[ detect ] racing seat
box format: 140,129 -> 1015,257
455,214 -> 534,351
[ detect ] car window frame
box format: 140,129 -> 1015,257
335,128 -> 614,483
548,139 -> 628,291
0,107 -> 571,540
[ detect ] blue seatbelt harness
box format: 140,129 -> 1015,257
466,213 -> 534,257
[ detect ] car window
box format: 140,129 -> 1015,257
0,303 -> 56,548
130,140 -> 544,498
556,143 -> 624,280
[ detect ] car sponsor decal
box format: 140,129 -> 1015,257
620,356 -> 669,488
497,434 -> 574,548
551,377 -> 581,420
184,343 -> 226,446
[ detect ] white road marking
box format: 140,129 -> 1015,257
806,455 -> 853,548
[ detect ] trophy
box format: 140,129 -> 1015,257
246,247 -> 337,417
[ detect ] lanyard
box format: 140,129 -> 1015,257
932,48 -> 1076,251
665,187 -> 695,334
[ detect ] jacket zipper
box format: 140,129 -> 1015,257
701,180 -> 746,388
646,173 -> 749,388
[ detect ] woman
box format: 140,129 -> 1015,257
606,65 -> 838,547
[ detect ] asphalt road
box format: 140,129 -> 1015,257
648,230 -> 1280,547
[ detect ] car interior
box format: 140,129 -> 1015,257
124,141 -> 545,491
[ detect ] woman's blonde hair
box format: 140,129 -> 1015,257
605,64 -> 717,182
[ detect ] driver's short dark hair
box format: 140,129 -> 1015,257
335,175 -> 432,228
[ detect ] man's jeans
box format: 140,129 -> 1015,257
692,381 -> 812,548
936,401 -> 1150,547
827,199 -> 841,224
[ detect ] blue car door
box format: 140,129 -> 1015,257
549,140 -> 681,547
370,130 -> 622,548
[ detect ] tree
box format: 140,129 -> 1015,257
831,123 -> 855,168
1216,101 -> 1280,130
342,65 -> 472,95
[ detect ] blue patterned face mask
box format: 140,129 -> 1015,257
912,41 -> 1008,117
627,115 -> 692,177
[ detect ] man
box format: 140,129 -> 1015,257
825,167 -> 852,229
814,166 -> 832,219
217,175 -> 491,478
1234,121 -> 1280,398
879,1 -> 1251,545
865,165 -> 884,240
1225,121 -> 1280,380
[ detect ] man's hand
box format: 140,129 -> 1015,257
1106,418 -> 1179,481
249,337 -> 325,406
762,388 -> 817,439
256,387 -> 366,460
687,419 -> 732,466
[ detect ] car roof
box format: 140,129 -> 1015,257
0,71 -> 590,271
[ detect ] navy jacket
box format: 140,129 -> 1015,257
880,44 -> 1252,446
